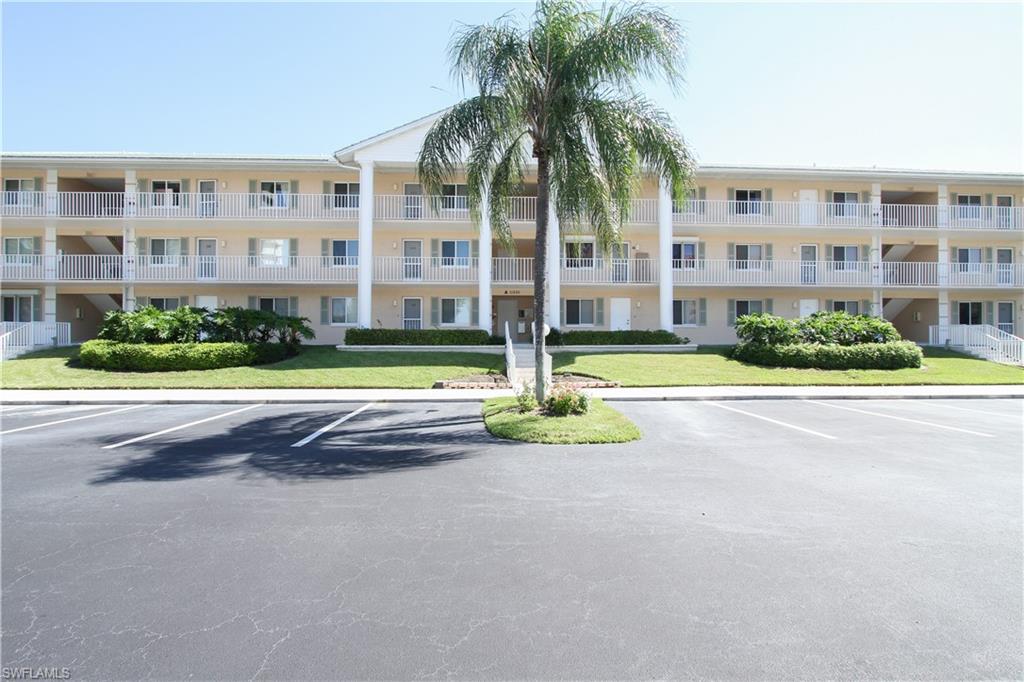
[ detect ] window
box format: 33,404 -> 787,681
1,295 -> 33,322
672,242 -> 697,269
259,297 -> 290,316
440,240 -> 471,267
735,244 -> 763,270
403,298 -> 422,330
735,189 -> 762,214
831,191 -> 859,217
440,297 -> 471,326
441,184 -> 469,210
149,297 -> 180,312
332,182 -> 360,209
330,297 -> 357,325
152,180 -> 182,207
832,245 -> 859,271
831,300 -> 860,315
958,301 -> 982,326
4,179 -> 32,205
259,239 -> 289,267
956,248 -> 982,273
260,181 -> 290,208
956,194 -> 982,219
149,238 -> 181,266
3,237 -> 36,265
565,241 -> 595,268
565,299 -> 595,326
331,239 -> 358,266
735,299 -> 764,318
673,299 -> 697,326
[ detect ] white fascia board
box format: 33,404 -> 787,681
694,164 -> 1024,185
1,152 -> 342,172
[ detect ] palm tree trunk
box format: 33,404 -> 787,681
533,152 -> 549,403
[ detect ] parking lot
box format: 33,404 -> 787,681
2,397 -> 1021,679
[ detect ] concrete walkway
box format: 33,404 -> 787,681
1,384 -> 1021,404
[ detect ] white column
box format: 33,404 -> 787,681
658,180 -> 673,331
546,200 -> 560,328
124,169 -> 137,217
870,182 -> 881,227
937,184 -> 949,228
45,169 -> 58,216
870,233 -> 882,287
123,225 -> 136,282
937,236 -> 949,287
123,285 -> 136,312
937,289 -> 950,342
357,161 -> 374,328
44,285 -> 57,323
44,225 -> 57,281
477,189 -> 492,332
872,289 -> 882,318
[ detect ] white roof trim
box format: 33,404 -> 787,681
1,152 -> 342,171
332,108 -> 448,163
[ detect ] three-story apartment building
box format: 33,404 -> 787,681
2,112 -> 1022,349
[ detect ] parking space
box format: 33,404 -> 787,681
1,398 -> 1021,679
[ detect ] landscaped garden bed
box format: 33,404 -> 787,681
482,388 -> 640,444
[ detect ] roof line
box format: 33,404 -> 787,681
332,107 -> 451,158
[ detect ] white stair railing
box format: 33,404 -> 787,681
929,324 -> 1024,366
0,321 -> 71,361
0,323 -> 33,360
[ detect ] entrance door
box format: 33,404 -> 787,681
799,298 -> 819,318
800,244 -> 818,283
997,301 -> 1014,335
402,297 -> 422,329
610,297 -> 631,331
198,180 -> 217,217
996,195 -> 1013,228
496,298 -> 519,341
403,240 -> 422,280
404,183 -> 423,219
610,242 -> 630,282
196,238 -> 217,279
195,295 -> 218,311
799,189 -> 818,225
996,248 -> 1013,285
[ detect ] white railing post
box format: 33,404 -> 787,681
478,188 -> 492,332
658,180 -> 673,331
357,161 -> 374,327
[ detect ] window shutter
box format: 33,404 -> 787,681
320,296 -> 329,325
824,244 -> 833,261
950,248 -> 959,263
247,296 -> 257,310
763,243 -> 773,260
727,242 -> 735,270
698,241 -> 706,269
179,296 -> 189,308
137,237 -> 148,257
321,238 -> 329,266
949,192 -> 958,205
984,247 -> 993,263
179,237 -> 189,257
861,299 -> 871,316
951,300 -> 960,324
322,180 -> 332,209
726,187 -> 735,214
31,176 -> 42,191
471,239 -> 479,259
560,298 -> 566,325
984,193 -> 993,206
289,179 -> 299,196
248,180 -> 257,208
289,296 -> 299,317
430,297 -> 440,326
471,296 -> 479,325
764,299 -> 773,315
825,299 -> 833,311
430,239 -> 439,260
697,186 -> 706,214
138,178 -> 149,193
181,179 -> 190,194
698,298 -> 707,326
32,236 -> 42,255
32,294 -> 41,321
289,238 -> 298,266
137,296 -> 149,308
727,300 -> 736,326
595,298 -> 604,326
984,301 -> 994,325
763,188 -> 773,215
860,190 -> 870,204
825,190 -> 834,203
322,180 -> 331,194
860,244 -> 870,262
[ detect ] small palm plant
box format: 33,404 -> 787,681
418,0 -> 695,400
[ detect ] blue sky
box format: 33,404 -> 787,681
3,2 -> 1021,171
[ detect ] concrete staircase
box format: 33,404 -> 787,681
882,297 -> 913,320
509,344 -> 537,387
84,293 -> 121,313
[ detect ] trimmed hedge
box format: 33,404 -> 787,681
344,328 -> 492,346
735,311 -> 901,346
79,340 -> 287,372
732,341 -> 923,370
558,329 -> 686,345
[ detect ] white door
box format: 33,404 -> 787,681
997,301 -> 1014,335
610,297 -> 631,331
403,240 -> 422,280
800,244 -> 818,284
196,238 -> 217,279
195,295 -> 218,311
198,180 -> 217,217
799,298 -> 819,318
799,189 -> 818,225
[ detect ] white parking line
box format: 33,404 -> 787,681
16,404 -> 117,418
291,403 -> 375,448
102,404 -> 263,450
805,400 -> 995,438
920,402 -> 1023,421
0,404 -> 150,436
706,401 -> 837,440
0,404 -> 40,414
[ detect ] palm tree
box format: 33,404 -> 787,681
418,0 -> 695,401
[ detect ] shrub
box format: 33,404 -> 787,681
344,328 -> 491,345
544,386 -> 591,416
734,313 -> 798,346
99,306 -> 314,348
559,329 -> 684,345
795,311 -> 900,345
514,383 -> 539,412
545,327 -> 564,347
79,339 -> 273,372
731,341 -> 923,370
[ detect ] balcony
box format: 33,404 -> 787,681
373,195 -> 659,223
673,200 -> 1024,230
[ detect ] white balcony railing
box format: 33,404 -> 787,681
560,258 -> 658,284
374,256 -> 479,283
373,195 -> 659,224
492,257 -> 534,284
0,321 -> 72,361
945,263 -> 1024,288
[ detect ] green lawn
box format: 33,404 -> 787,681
0,346 -> 504,389
483,397 -> 641,444
553,347 -> 1024,386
